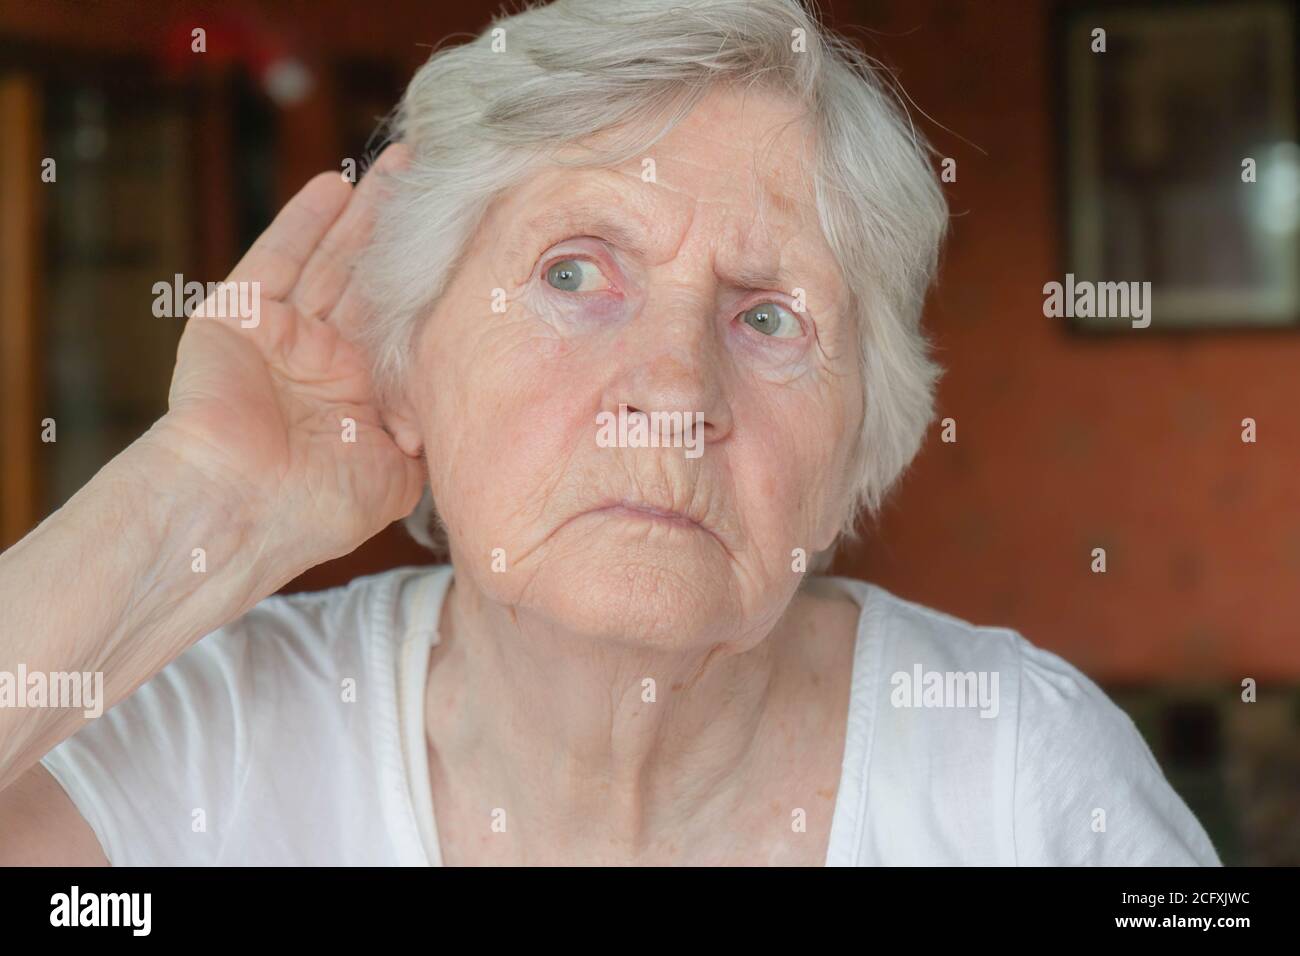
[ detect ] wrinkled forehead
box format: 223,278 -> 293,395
554,85 -> 820,224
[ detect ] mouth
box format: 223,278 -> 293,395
584,498 -> 725,548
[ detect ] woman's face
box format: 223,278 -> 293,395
402,86 -> 864,649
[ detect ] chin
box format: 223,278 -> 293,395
525,519 -> 738,648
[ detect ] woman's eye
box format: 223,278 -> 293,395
740,302 -> 800,338
544,257 -> 609,293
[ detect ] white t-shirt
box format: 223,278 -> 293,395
40,564 -> 1221,866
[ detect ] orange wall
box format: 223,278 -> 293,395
835,0 -> 1300,682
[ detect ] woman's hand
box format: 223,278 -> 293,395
152,144 -> 425,571
0,145 -> 426,804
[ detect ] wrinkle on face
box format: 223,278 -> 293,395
408,85 -> 863,650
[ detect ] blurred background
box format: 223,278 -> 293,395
1,0 -> 1296,863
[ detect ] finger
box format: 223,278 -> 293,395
228,171 -> 353,301
323,271 -> 369,342
289,232 -> 354,324
291,144 -> 412,323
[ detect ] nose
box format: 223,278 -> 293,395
600,292 -> 734,448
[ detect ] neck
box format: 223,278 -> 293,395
423,566 -> 835,865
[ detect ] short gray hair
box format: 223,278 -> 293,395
357,0 -> 948,564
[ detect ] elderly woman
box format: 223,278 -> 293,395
0,0 -> 1218,866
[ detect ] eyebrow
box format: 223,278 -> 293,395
508,200 -> 652,262
727,262 -> 788,292
506,193 -> 835,297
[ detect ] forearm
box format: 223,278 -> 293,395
0,418 -> 299,791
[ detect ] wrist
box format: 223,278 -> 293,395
123,416 -> 305,597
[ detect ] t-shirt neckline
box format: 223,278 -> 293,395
394,565 -> 874,867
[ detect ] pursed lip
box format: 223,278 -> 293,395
584,498 -> 725,547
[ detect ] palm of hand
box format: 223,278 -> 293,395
161,146 -> 425,563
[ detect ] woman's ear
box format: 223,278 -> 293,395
381,387 -> 424,458
360,142 -> 422,457
368,141 -> 411,178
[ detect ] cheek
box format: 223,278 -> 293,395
426,326 -> 598,540
730,383 -> 853,541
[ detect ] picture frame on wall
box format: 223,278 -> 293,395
1060,0 -> 1300,330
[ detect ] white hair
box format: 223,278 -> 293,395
356,0 -> 948,568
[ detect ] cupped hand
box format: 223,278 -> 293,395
152,144 -> 426,571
